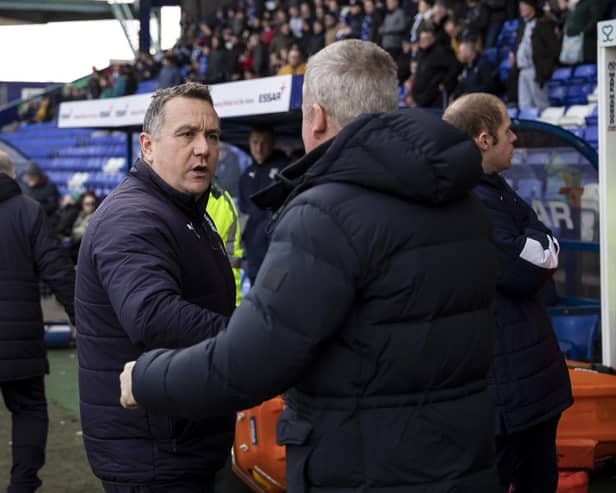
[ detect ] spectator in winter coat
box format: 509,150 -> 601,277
451,40 -> 497,99
379,0 -> 408,59
0,151 -> 75,493
75,83 -> 236,492
21,161 -> 60,217
510,0 -> 561,110
120,39 -> 500,493
412,28 -> 462,107
444,93 -> 573,493
561,0 -> 600,64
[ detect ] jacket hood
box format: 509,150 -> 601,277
0,173 -> 21,203
255,109 -> 482,211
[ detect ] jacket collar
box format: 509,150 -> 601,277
480,172 -> 509,191
0,173 -> 21,203
130,159 -> 209,221
251,139 -> 333,212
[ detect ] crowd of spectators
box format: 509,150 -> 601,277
15,0 -> 616,123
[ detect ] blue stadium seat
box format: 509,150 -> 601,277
551,314 -> 600,362
484,47 -> 498,65
585,105 -> 598,126
568,127 -> 585,139
565,84 -> 589,105
502,19 -> 520,33
584,125 -> 598,148
136,79 -> 158,94
498,58 -> 512,81
518,107 -> 540,120
548,86 -> 567,106
498,46 -> 511,62
548,67 -> 573,87
572,64 -> 597,83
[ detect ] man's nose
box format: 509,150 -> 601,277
193,133 -> 209,156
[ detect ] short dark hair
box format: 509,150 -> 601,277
143,82 -> 215,137
443,93 -> 504,144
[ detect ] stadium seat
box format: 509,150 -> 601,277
572,64 -> 597,83
548,85 -> 567,106
551,314 -> 600,362
559,103 -> 597,128
584,126 -> 598,148
585,105 -> 598,126
526,150 -> 551,166
539,106 -> 565,126
136,79 -> 158,94
502,19 -> 520,33
518,107 -> 540,120
565,84 -> 588,105
484,47 -> 498,65
548,67 -> 573,87
568,127 -> 584,139
498,58 -> 512,81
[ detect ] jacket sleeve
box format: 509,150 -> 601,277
132,201 -> 359,419
479,197 -> 556,299
90,209 -> 228,349
31,204 -> 75,323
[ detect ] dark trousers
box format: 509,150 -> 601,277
495,414 -> 561,493
103,481 -> 214,493
0,376 -> 48,493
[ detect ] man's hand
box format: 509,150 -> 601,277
120,361 -> 139,409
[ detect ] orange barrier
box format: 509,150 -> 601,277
556,471 -> 589,493
232,397 -> 286,493
556,365 -> 616,469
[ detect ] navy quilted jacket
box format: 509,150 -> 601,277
474,173 -> 572,435
0,173 -> 74,381
75,160 -> 236,485
133,111 -> 501,492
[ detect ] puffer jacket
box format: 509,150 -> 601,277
0,173 -> 74,381
132,110 -> 501,492
75,160 -> 236,485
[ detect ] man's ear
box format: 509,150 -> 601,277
474,131 -> 490,152
139,132 -> 153,164
310,103 -> 328,138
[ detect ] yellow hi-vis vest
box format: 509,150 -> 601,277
206,181 -> 243,306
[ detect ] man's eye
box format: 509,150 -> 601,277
208,134 -> 220,142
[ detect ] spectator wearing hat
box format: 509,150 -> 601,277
21,161 -> 60,217
510,0 -> 560,110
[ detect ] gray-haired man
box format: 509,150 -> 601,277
122,40 -> 500,492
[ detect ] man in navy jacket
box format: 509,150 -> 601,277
0,151 -> 75,492
444,93 -> 572,493
75,83 -> 236,492
121,40 -> 500,492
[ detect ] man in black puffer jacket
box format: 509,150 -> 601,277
0,151 -> 75,492
75,83 -> 236,492
122,40 -> 500,492
444,93 -> 572,493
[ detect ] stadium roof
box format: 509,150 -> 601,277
0,0 -> 137,25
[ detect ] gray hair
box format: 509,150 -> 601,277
303,40 -> 398,129
143,82 -> 215,138
0,151 -> 15,178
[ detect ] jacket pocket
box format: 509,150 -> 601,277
276,407 -> 313,493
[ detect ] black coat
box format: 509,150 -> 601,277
474,174 -> 573,435
514,14 -> 561,87
132,110 -> 501,492
0,173 -> 74,381
75,160 -> 236,484
21,175 -> 60,217
412,43 -> 461,107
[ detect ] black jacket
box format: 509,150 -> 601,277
75,159 -> 236,484
412,43 -> 461,107
132,110 -> 500,492
0,173 -> 74,381
514,14 -> 561,87
238,151 -> 287,281
474,174 -> 573,434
